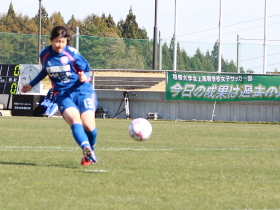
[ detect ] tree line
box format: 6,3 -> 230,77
0,2 -> 251,72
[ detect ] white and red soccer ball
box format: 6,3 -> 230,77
128,118 -> 152,141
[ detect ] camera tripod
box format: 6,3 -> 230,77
114,91 -> 136,119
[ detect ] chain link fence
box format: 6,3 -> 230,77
1,32 -> 280,74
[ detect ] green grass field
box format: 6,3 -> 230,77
1,117 -> 280,210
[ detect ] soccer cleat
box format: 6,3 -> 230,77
81,156 -> 91,166
81,146 -> 98,166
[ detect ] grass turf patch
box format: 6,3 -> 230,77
0,117 -> 280,209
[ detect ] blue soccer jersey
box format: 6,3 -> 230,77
30,45 -> 91,92
29,45 -> 97,114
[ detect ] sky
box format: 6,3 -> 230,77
1,0 -> 280,73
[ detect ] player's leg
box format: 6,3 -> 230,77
56,91 -> 94,166
81,110 -> 97,150
63,106 -> 97,165
63,107 -> 91,148
78,91 -> 98,164
80,91 -> 98,151
56,93 -> 91,150
80,110 -> 98,165
86,129 -> 97,150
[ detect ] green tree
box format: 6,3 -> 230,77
20,15 -> 38,34
82,14 -> 107,36
211,41 -> 219,71
240,67 -> 254,74
7,2 -> 15,18
49,12 -> 65,27
104,14 -> 121,38
246,69 -> 254,73
138,39 -> 153,69
79,35 -> 107,68
104,38 -> 127,69
0,33 -> 15,63
161,42 -> 173,70
67,15 -> 83,38
124,45 -> 145,69
117,7 -> 148,39
2,14 -> 18,33
190,49 -> 202,71
181,49 -> 191,71
98,13 -> 120,38
222,60 -> 237,73
2,2 -> 19,33
176,43 -> 187,70
105,13 -> 115,28
187,48 -> 214,72
205,50 -> 215,72
118,7 -> 138,38
33,6 -> 50,34
138,28 -> 148,40
0,13 -> 6,32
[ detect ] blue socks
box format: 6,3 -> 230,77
71,124 -> 97,151
71,124 -> 90,149
86,128 -> 98,151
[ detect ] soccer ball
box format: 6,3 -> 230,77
128,118 -> 152,141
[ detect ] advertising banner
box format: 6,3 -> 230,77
166,71 -> 280,101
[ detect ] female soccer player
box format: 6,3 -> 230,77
21,26 -> 98,166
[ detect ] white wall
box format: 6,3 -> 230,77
2,91 -> 280,122
96,90 -> 280,122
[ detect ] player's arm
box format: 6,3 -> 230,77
29,69 -> 48,87
21,84 -> 32,93
77,71 -> 88,82
75,54 -> 91,82
21,70 -> 48,93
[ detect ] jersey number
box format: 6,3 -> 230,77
84,98 -> 93,109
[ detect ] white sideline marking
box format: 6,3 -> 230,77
1,146 -> 78,151
0,146 -> 172,152
85,169 -> 108,173
193,148 -> 279,151
0,146 -> 278,152
100,148 -> 173,151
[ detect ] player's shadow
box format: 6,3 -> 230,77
0,161 -> 79,169
0,161 -> 36,166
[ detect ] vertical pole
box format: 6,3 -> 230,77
125,96 -> 130,119
263,0 -> 267,74
218,0 -> 222,73
237,35 -> 240,73
159,31 -> 163,70
153,0 -> 158,70
211,101 -> 216,121
76,26 -> 79,51
173,0 -> 178,71
91,70 -> 95,89
38,0 -> 42,64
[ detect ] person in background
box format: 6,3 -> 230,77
21,26 -> 98,166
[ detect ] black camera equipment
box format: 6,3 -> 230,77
114,91 -> 137,119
